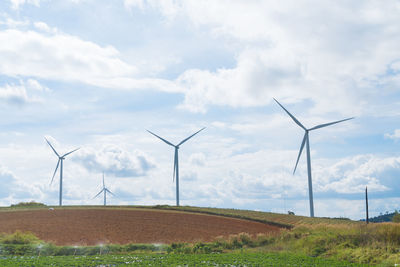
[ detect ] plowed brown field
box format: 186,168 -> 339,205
0,208 -> 282,245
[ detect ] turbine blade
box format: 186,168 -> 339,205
45,138 -> 60,157
309,117 -> 354,131
106,188 -> 115,196
102,172 -> 105,189
293,133 -> 307,175
63,147 -> 80,157
50,159 -> 60,185
177,127 -> 206,146
147,130 -> 175,146
173,149 -> 177,182
273,98 -> 306,130
93,189 -> 104,199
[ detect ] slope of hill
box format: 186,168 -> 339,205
148,205 -> 360,227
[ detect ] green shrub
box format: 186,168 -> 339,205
229,235 -> 243,249
1,244 -> 36,255
0,231 -> 40,245
392,211 -> 400,223
192,242 -> 212,253
10,201 -> 46,208
238,233 -> 253,247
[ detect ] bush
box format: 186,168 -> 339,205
10,201 -> 46,208
1,244 -> 36,255
192,242 -> 212,253
392,212 -> 400,223
238,233 -> 252,247
0,231 -> 40,245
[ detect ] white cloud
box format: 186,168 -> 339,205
74,145 -> 156,177
25,79 -> 50,92
0,166 -> 18,198
189,152 -> 206,166
0,83 -> 30,104
176,47 -> 305,113
0,163 -> 44,206
315,154 -> 400,194
0,27 -> 182,93
124,0 -> 145,10
34,21 -> 58,34
9,0 -> 85,9
9,0 -> 40,10
0,17 -> 29,28
384,129 -> 400,140
126,0 -> 400,115
3,1 -> 400,116
0,29 -> 134,83
0,79 -> 49,105
124,0 -> 180,18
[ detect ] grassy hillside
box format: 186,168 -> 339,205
148,205 -> 360,227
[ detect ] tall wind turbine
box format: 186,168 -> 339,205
274,99 -> 353,217
93,172 -> 115,206
45,137 -> 80,206
147,127 -> 206,206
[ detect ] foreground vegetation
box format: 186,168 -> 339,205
1,222 -> 400,266
0,253 -> 367,266
1,205 -> 400,265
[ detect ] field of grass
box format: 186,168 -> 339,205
0,252 -> 369,266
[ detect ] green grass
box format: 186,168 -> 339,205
0,252 -> 368,266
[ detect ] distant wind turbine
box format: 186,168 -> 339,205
93,172 -> 115,206
274,98 -> 353,217
147,127 -> 206,206
45,137 -> 80,206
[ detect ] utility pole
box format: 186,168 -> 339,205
365,186 -> 369,224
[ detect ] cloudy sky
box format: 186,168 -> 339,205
0,0 -> 399,219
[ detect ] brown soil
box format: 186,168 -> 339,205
0,208 -> 282,245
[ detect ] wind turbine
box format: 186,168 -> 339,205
274,98 -> 353,217
147,127 -> 206,206
93,172 -> 115,206
45,137 -> 80,206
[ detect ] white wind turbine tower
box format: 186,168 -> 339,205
274,99 -> 353,217
147,127 -> 206,206
93,172 -> 115,206
45,137 -> 80,206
